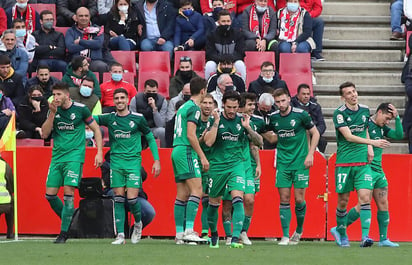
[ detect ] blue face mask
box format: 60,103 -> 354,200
79,86 -> 93,97
183,9 -> 193,17
85,130 -> 94,140
287,2 -> 299,13
15,29 -> 26,37
111,73 -> 123,82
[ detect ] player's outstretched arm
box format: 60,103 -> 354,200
89,120 -> 103,168
188,122 -> 209,172
41,101 -> 58,139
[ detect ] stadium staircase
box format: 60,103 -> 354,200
313,0 -> 409,156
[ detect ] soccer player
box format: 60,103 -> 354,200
95,88 -> 161,245
330,82 -> 390,248
204,91 -> 263,248
42,82 -> 103,243
267,88 -> 320,246
344,103 -> 402,247
172,77 -> 209,244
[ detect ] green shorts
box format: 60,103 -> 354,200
275,167 -> 309,188
251,164 -> 261,192
46,161 -> 83,188
110,167 -> 141,188
222,186 -> 231,201
371,167 -> 388,189
335,165 -> 373,193
208,163 -> 245,198
172,145 -> 202,183
244,164 -> 256,195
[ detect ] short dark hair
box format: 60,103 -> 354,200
71,56 -> 86,71
261,61 -> 274,70
339,81 -> 356,96
52,82 -> 70,92
212,0 -> 224,4
114,88 -> 128,97
81,76 -> 95,85
190,76 -> 207,95
12,18 -> 25,27
297,83 -> 311,94
29,85 -> 44,95
0,54 -> 11,65
217,9 -> 230,20
376,102 -> 392,114
222,90 -> 241,104
218,54 -> 234,64
240,92 -> 256,108
273,87 -> 289,98
40,10 -> 53,20
180,0 -> 192,7
144,79 -> 158,88
37,64 -> 50,72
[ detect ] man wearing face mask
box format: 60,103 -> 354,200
69,76 -> 102,115
130,79 -> 167,147
169,56 -> 199,98
32,10 -> 67,74
205,9 -> 246,81
100,62 -> 137,113
248,61 -> 288,98
167,82 -> 191,122
203,0 -> 241,33
6,0 -> 41,34
12,18 -> 36,63
206,55 -> 245,93
26,65 -> 59,99
210,73 -> 233,111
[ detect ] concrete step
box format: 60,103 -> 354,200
314,72 -> 402,86
323,15 -> 390,27
313,84 -> 405,96
323,40 -> 405,49
321,49 -> 403,62
312,61 -> 404,71
323,2 -> 389,16
324,142 -> 409,157
316,95 -> 406,109
324,27 -> 391,41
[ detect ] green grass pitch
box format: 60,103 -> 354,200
0,238 -> 411,265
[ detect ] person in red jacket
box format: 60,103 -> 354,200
0,8 -> 6,36
100,62 -> 137,113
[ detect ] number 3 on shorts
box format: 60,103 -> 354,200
208,178 -> 213,189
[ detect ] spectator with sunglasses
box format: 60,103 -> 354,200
169,56 -> 199,98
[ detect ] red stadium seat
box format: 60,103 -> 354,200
111,51 -> 138,76
244,51 -> 276,87
54,27 -> 70,36
30,4 -> 56,26
138,51 -> 171,76
173,51 -> 205,77
16,139 -> 46,147
279,53 -> 312,96
138,71 -> 170,98
93,72 -> 100,84
407,31 -> 412,57
31,71 -> 62,80
102,72 -> 135,84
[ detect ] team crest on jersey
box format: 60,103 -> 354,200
362,115 -> 366,122
336,114 -> 344,124
236,124 -> 241,131
70,113 -> 76,120
129,121 -> 135,128
290,119 -> 296,127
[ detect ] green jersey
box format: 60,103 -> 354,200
96,111 -> 152,170
51,102 -> 93,163
368,116 -> 403,170
173,100 -> 201,147
333,104 -> 370,165
268,107 -> 314,169
197,119 -> 211,157
250,114 -> 267,168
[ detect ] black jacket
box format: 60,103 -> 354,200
17,95 -> 49,132
248,73 -> 288,97
25,76 -> 60,99
0,70 -> 25,108
57,0 -> 98,21
290,95 -> 326,135
105,8 -> 140,44
205,27 -> 245,63
207,69 -> 246,93
32,28 -> 66,60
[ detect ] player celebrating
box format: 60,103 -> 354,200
42,82 -> 103,243
95,88 -> 161,245
266,88 -> 319,245
344,103 -> 402,247
172,77 -> 209,244
330,82 -> 390,248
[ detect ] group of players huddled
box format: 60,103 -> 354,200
43,78 -> 402,248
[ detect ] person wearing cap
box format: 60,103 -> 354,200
206,54 -> 245,93
169,55 -> 199,98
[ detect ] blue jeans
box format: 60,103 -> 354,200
109,36 -> 137,51
278,41 -> 311,53
391,0 -> 404,33
312,17 -> 324,54
140,38 -> 174,59
39,59 -> 67,74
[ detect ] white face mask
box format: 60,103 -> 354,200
256,5 -> 267,13
118,5 -> 129,13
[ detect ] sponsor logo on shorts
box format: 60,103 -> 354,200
114,130 -> 131,138
337,184 -> 342,190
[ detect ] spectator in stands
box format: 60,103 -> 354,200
62,56 -> 102,98
203,0 -> 240,33
277,0 -> 314,54
167,82 -> 190,121
248,61 -> 288,98
105,0 -> 141,51
6,0 -> 41,34
17,85 -> 49,139
165,99 -> 185,147
174,0 -> 206,51
254,92 -> 276,149
405,0 -> 412,30
0,1 -> 15,10
0,54 -> 25,107
0,8 -> 6,36
241,0 -> 277,52
205,9 -> 246,81
26,65 -> 59,99
237,0 -> 277,15
28,0 -> 57,3
201,0 -> 236,14
0,29 -> 29,80
65,7 -> 109,76
390,0 -> 404,40
0,158 -> 13,239
12,18 -> 36,63
404,73 -> 412,153
135,0 -> 176,59
207,54 -> 245,93
210,73 -> 233,110
291,83 -> 327,152
100,62 -> 137,113
57,0 -> 98,27
0,85 -> 16,137
69,76 -> 102,115
32,10 -> 67,74
130,79 -> 167,147
169,55 -> 199,98
96,0 -> 114,26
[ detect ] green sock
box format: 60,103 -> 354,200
201,197 -> 209,233
207,203 -> 219,233
295,201 -> 306,234
114,196 -> 125,234
360,204 -> 372,238
61,195 -> 74,232
128,197 -> 141,223
46,194 -> 63,218
377,210 -> 389,241
279,203 -> 291,238
185,195 -> 200,230
336,208 -> 347,237
242,216 -> 252,233
231,197 -> 245,239
174,199 -> 186,234
346,207 -> 360,227
223,219 -> 232,237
